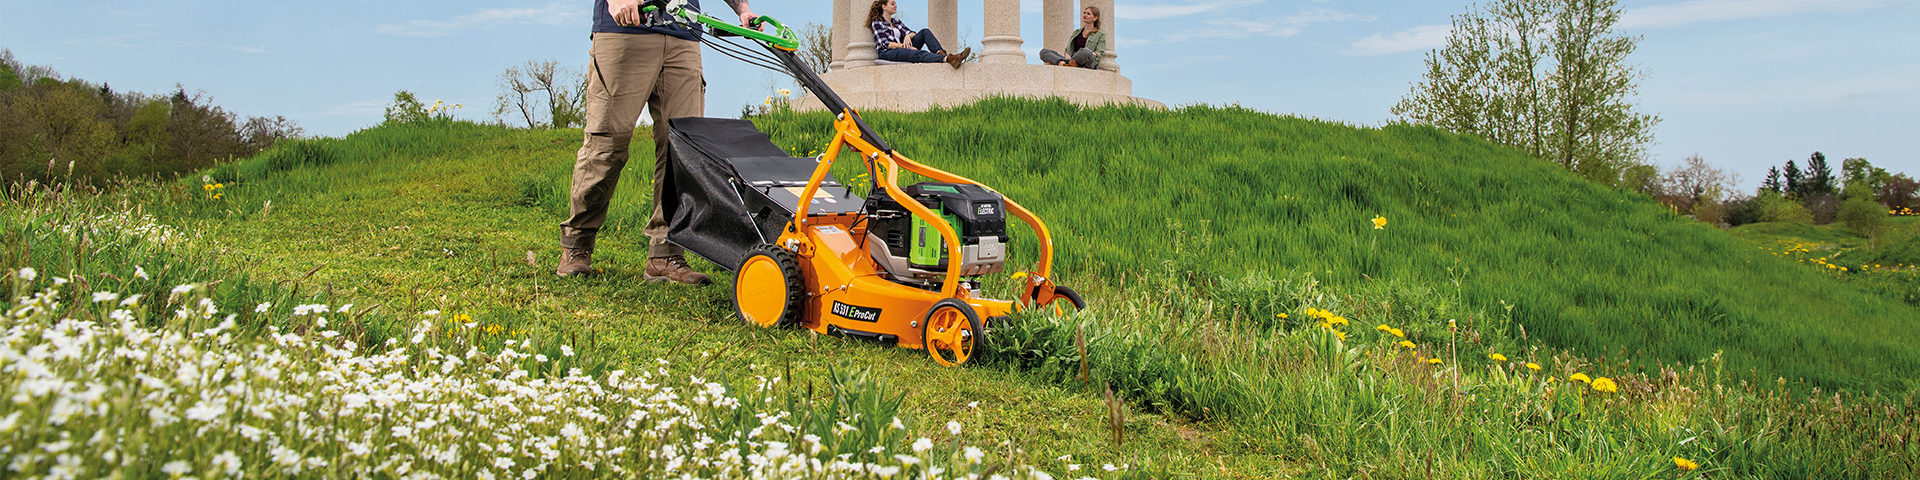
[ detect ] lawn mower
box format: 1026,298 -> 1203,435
641,1 -> 1085,366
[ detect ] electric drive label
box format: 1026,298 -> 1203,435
831,301 -> 883,322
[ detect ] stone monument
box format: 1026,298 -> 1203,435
800,0 -> 1162,112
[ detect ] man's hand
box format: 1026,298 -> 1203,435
735,1 -> 761,31
609,0 -> 643,26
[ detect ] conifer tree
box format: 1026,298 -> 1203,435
1783,160 -> 1804,199
1805,152 -> 1836,197
1761,166 -> 1782,194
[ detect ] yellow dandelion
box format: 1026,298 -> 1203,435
1275,313 -> 1289,319
1389,328 -> 1405,338
1372,216 -> 1387,229
1673,457 -> 1699,471
1329,316 -> 1348,326
1526,362 -> 1541,372
1570,373 -> 1591,384
1333,330 -> 1346,341
1398,340 -> 1416,349
1375,324 -> 1391,332
1591,377 -> 1618,393
1489,353 -> 1507,362
1428,358 -> 1443,365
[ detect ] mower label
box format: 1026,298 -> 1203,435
975,202 -> 997,216
831,301 -> 883,322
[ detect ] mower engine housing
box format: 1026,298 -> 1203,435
864,182 -> 1007,283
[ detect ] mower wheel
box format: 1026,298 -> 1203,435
922,299 -> 983,367
1023,284 -> 1087,316
1052,286 -> 1087,310
734,244 -> 804,328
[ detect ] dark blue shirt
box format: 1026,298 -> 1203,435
593,0 -> 704,42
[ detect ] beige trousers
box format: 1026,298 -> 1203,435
561,32 -> 704,257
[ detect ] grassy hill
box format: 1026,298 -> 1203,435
6,98 -> 1917,478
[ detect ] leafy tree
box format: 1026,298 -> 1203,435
385,90 -> 429,125
1838,195 -> 1887,237
1655,154 -> 1733,215
1394,0 -> 1658,187
1840,157 -> 1888,199
1881,174 -> 1918,209
1761,166 -> 1781,194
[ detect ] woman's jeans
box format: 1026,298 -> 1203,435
877,28 -> 948,63
1039,48 -> 1099,69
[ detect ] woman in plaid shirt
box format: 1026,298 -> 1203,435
866,0 -> 971,68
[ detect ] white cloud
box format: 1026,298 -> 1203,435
1345,24 -> 1449,56
1115,0 -> 1266,20
375,2 -> 575,37
68,30 -> 267,55
1620,0 -> 1899,30
1160,8 -> 1357,42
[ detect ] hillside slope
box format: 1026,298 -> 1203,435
742,99 -> 1919,392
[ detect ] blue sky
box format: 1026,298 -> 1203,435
3,0 -> 1915,187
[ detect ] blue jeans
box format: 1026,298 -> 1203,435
877,28 -> 948,63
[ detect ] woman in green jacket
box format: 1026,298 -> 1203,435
1039,6 -> 1105,69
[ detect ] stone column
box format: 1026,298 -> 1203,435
846,0 -> 877,68
980,0 -> 1024,64
831,0 -> 849,70
1093,0 -> 1117,72
1042,0 -> 1072,56
928,0 -> 958,54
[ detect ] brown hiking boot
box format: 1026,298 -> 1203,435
645,256 -> 712,285
946,47 -> 972,69
556,247 -> 595,277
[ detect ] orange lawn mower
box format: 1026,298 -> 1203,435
645,1 -> 1085,366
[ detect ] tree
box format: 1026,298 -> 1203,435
491,60 -> 586,129
1656,154 -> 1733,214
1881,174 -> 1918,210
1761,166 -> 1781,194
798,22 -> 833,74
1394,0 -> 1658,187
1782,160 -> 1803,199
1803,151 -> 1835,198
1840,157 -> 1888,199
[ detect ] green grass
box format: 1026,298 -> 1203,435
8,98 -> 1919,478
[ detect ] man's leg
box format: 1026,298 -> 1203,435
561,32 -> 663,276
642,36 -> 713,285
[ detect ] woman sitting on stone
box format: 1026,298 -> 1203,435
1039,6 -> 1106,69
868,0 -> 971,68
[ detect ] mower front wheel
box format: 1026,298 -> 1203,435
734,244 -> 804,328
1021,284 -> 1086,316
922,299 -> 983,367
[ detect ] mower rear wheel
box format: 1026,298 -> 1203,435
922,299 -> 983,367
734,244 -> 804,328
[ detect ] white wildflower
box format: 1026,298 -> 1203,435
171,284 -> 195,295
135,265 -> 149,280
423,309 -> 441,316
561,345 -> 574,357
120,294 -> 143,306
965,446 -> 984,463
53,276 -> 68,285
891,416 -> 904,429
212,450 -> 242,476
19,267 -> 38,281
494,457 -> 514,470
255,303 -> 272,313
162,460 -> 191,476
912,437 -> 933,453
93,291 -> 120,303
946,420 -> 962,436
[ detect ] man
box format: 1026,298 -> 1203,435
558,0 -> 757,284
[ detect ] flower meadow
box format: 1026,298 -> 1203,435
0,272 -> 1078,480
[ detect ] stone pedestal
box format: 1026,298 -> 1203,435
928,0 -> 958,55
845,0 -> 877,68
980,0 -> 1023,64
1042,0 -> 1073,55
831,0 -> 850,70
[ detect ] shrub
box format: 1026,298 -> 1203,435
1838,195 -> 1888,236
1756,192 -> 1812,224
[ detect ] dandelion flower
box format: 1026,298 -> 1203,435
1375,324 -> 1391,332
1333,330 -> 1346,341
1591,377 -> 1618,393
1372,216 -> 1387,229
1428,358 -> 1443,365
1389,328 -> 1405,338
1569,373 -> 1591,384
1673,457 -> 1699,471
1489,353 -> 1507,362
1398,340 -> 1415,349
1329,316 -> 1348,326
1526,362 -> 1541,372
1275,313 -> 1288,319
